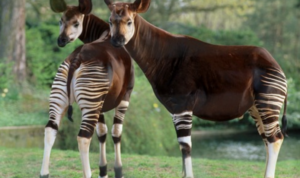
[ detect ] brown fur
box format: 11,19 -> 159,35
108,2 -> 287,122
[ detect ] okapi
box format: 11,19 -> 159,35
53,0 -> 110,46
103,0 -> 288,177
40,0 -> 134,178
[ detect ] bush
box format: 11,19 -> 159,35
26,20 -> 82,88
285,78 -> 300,128
0,62 -> 13,92
160,22 -> 263,46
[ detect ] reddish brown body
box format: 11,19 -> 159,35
124,17 -> 282,121
68,40 -> 134,112
104,1 -> 288,177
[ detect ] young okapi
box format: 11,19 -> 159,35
53,0 -> 110,46
103,0 -> 288,177
40,0 -> 134,178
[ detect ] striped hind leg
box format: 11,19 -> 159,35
249,104 -> 283,178
77,102 -> 107,178
172,111 -> 194,178
40,61 -> 71,178
111,100 -> 129,178
95,114 -> 108,178
75,62 -> 110,178
250,68 -> 287,178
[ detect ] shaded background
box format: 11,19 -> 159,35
0,0 -> 299,159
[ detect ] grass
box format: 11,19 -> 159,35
0,147 -> 299,178
0,93 -> 49,127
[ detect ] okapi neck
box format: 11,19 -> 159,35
126,15 -> 181,81
79,14 -> 110,43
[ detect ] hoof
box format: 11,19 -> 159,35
40,174 -> 49,178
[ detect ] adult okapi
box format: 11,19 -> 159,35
103,0 -> 288,177
40,0 -> 134,177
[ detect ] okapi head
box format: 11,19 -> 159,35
104,0 -> 151,47
50,0 -> 92,47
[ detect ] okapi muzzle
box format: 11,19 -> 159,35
57,33 -> 74,47
110,35 -> 125,48
57,34 -> 71,47
108,3 -> 135,48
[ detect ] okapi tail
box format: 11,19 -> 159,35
281,96 -> 288,137
66,55 -> 82,122
67,105 -> 73,122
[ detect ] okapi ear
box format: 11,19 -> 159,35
78,0 -> 92,15
131,0 -> 151,13
49,0 -> 67,13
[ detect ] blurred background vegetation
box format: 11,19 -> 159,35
0,0 -> 300,156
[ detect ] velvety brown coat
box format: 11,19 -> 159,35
104,1 -> 287,177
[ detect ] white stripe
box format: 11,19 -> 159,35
176,124 -> 192,130
172,118 -> 192,125
96,123 -> 107,137
171,111 -> 192,117
178,136 -> 192,147
112,124 -> 123,137
119,100 -> 129,107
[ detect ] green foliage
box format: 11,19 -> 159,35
0,88 -> 49,127
0,62 -> 13,91
246,0 -> 300,82
160,22 -> 263,46
286,78 -> 300,127
26,20 -> 82,88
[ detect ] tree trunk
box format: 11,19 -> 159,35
0,0 -> 26,83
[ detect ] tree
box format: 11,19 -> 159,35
246,0 -> 300,80
0,0 -> 26,83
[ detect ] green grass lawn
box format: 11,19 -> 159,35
0,147 -> 299,178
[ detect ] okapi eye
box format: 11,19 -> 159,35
74,22 -> 79,28
127,21 -> 132,26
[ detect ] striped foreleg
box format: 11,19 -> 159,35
111,100 -> 129,178
40,61 -> 71,178
172,111 -> 194,178
95,114 -> 108,178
